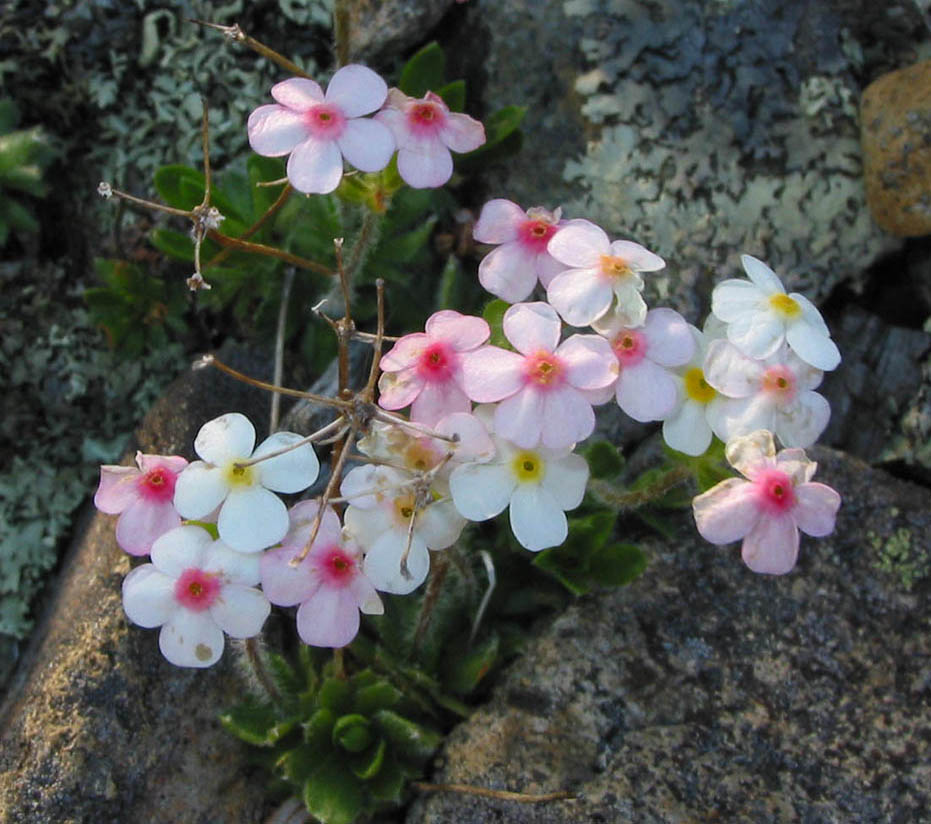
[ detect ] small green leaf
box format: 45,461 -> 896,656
354,682 -> 403,715
303,761 -> 366,824
588,543 -> 647,586
182,520 -> 219,540
317,677 -> 352,714
445,633 -> 499,695
350,737 -> 386,780
278,742 -> 318,784
332,714 -> 372,753
583,440 -> 624,479
399,42 -> 446,98
150,227 -> 194,261
219,701 -> 293,747
267,652 -> 304,702
367,756 -> 407,804
153,164 -> 206,211
303,707 -> 336,750
436,80 -> 466,112
482,299 -> 510,348
371,710 -> 442,764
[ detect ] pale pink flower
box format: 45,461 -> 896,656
703,340 -> 830,448
377,310 -> 490,426
473,200 -> 566,302
122,525 -> 270,667
247,65 -> 395,194
375,89 -> 485,188
593,307 -> 695,423
546,219 -> 665,327
692,430 -> 840,574
94,451 -> 188,556
260,501 -> 382,648
711,255 -> 840,371
460,302 -> 618,449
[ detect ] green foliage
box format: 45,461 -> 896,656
583,440 -> 625,479
665,438 -> 731,493
222,657 -> 441,824
482,299 -> 511,348
0,99 -> 56,247
399,42 -> 446,99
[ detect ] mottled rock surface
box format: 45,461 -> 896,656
470,0 -> 931,321
0,346 -> 273,824
862,59 -> 931,237
345,0 -> 455,64
408,449 -> 931,823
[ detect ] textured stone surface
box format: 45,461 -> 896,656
862,59 -> 931,237
469,0 -> 931,322
0,345 -> 273,824
408,448 -> 931,823
345,0 -> 455,64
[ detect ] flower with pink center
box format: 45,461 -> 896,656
460,302 -> 618,449
473,199 -> 567,302
692,430 -> 840,574
377,310 -> 490,426
260,501 -> 382,648
94,451 -> 189,556
702,340 -> 830,448
375,89 -> 485,188
121,525 -> 270,667
592,307 -> 695,422
247,65 -> 395,194
545,219 -> 665,328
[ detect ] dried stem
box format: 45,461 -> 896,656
244,638 -> 281,705
206,229 -> 333,276
363,278 -> 386,400
333,0 -> 351,67
207,184 -> 294,268
270,268 -> 296,432
412,782 -> 575,804
469,551 -> 496,646
236,417 -> 347,469
190,20 -> 311,78
101,185 -> 192,219
413,552 -> 449,651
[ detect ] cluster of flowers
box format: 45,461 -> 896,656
247,63 -> 485,192
95,65 -> 841,669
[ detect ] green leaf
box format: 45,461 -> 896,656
482,299 -> 510,348
303,707 -> 336,751
219,701 -> 294,747
445,633 -> 499,695
150,227 -> 194,261
303,760 -> 366,824
278,742 -> 318,784
317,678 -> 353,714
0,99 -> 19,133
354,681 -> 403,715
436,80 -> 466,112
371,710 -> 442,765
332,714 -> 372,753
350,737 -> 386,780
367,756 -> 407,804
399,42 -> 446,98
153,164 -> 206,211
267,652 -> 304,702
182,520 -> 219,540
583,440 -> 625,479
588,543 -> 647,586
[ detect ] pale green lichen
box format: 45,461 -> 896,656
870,526 -> 930,591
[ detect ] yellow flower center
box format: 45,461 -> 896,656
769,293 -> 801,318
512,451 -> 544,483
683,367 -> 716,404
393,494 -> 417,524
600,254 -> 632,279
223,462 -> 256,488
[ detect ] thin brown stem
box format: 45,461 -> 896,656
333,0 -> 351,67
206,184 -> 294,268
413,552 -> 449,651
363,278 -> 386,399
236,417 -> 346,468
190,20 -> 311,77
103,186 -> 192,219
412,783 -> 575,804
270,268 -> 296,432
206,229 -> 333,276
200,100 -> 212,208
244,638 -> 281,704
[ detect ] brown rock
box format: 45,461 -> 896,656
862,59 -> 931,236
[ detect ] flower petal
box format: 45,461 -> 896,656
337,118 -> 395,172
116,499 -> 182,556
540,452 -> 588,510
203,541 -> 262,586
474,199 -> 525,243
439,111 -> 486,153
509,485 -> 567,551
173,461 -> 229,519
494,387 -> 544,447
740,254 -> 785,295
296,587 -> 360,647
122,565 -> 176,628
94,465 -> 140,514
426,310 -> 490,352
547,219 -> 609,268
643,308 -> 695,367
460,346 -> 525,402
609,239 -> 665,272
449,462 -> 516,521
363,534 -> 430,595
547,267 -> 613,327
252,432 -> 319,493
210,585 -> 270,638
703,339 -> 763,398
397,141 -> 453,188
726,308 -> 785,361
740,513 -> 799,574
541,388 -> 594,449
663,400 -> 713,456
711,278 -> 765,323
503,302 -> 561,355
416,500 -> 465,549
785,317 -> 841,371
774,391 -> 830,449
195,413 -> 256,466
558,334 -> 618,391
616,360 -> 678,422
218,487 -> 289,553
271,77 -> 324,110
324,64 -> 387,118
151,524 -> 213,578
349,574 -> 383,615
692,478 -> 761,544
247,105 -> 308,156
287,136 -> 344,194
793,482 -> 841,537
478,243 -> 539,303
159,610 -> 224,668
724,430 -> 776,480
411,380 -> 469,427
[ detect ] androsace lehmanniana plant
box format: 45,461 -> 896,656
91,26 -> 843,824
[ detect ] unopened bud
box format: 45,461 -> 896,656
186,272 -> 212,291
97,181 -> 113,199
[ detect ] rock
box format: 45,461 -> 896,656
343,0 -> 456,64
407,448 -> 931,823
862,59 -> 931,237
464,0 -> 931,319
0,344 -> 275,824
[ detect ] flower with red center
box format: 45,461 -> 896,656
473,199 -> 567,302
122,525 -> 270,667
592,307 -> 695,423
94,451 -> 188,556
545,218 -> 665,327
692,430 -> 840,574
703,340 -> 829,448
375,89 -> 485,188
377,310 -> 490,426
260,501 -> 382,648
247,65 -> 395,194
461,302 -> 617,449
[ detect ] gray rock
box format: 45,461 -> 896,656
407,448 -> 931,823
0,345 -> 275,824
344,0 -> 456,64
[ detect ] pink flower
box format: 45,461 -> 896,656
378,310 -> 490,426
473,200 -> 567,303
375,89 -> 485,188
594,307 -> 695,422
94,451 -> 188,556
247,65 -> 395,194
692,430 -> 840,574
460,302 -> 618,449
546,219 -> 665,328
260,501 -> 383,648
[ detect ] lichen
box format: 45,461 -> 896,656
870,526 -> 930,591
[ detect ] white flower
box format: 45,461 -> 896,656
711,255 -> 840,371
448,423 -> 588,552
173,413 -> 319,552
122,525 -> 270,668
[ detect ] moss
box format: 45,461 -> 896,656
870,525 -> 930,591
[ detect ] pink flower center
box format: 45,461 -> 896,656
305,103 -> 346,139
517,218 -> 558,253
174,568 -> 221,612
761,365 -> 797,403
137,466 -> 177,502
524,350 -> 565,390
753,469 -> 797,515
612,330 -> 646,367
317,545 -> 357,588
407,101 -> 446,136
417,341 -> 458,382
